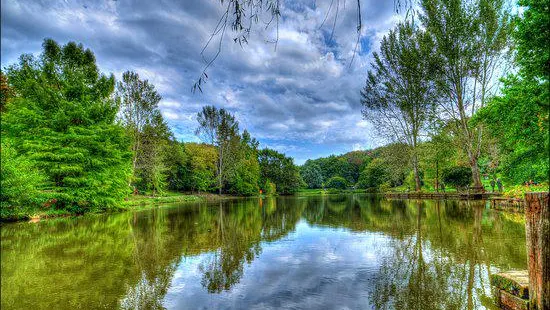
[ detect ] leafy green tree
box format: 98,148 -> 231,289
326,176 -> 348,190
164,141 -> 189,191
442,166 -> 472,190
135,112 -> 172,194
361,22 -> 438,191
357,159 -> 389,191
196,106 -> 239,194
300,161 -> 324,189
116,71 -> 166,191
225,130 -> 261,196
183,143 -> 218,193
258,148 -> 301,195
3,39 -> 131,212
0,139 -> 46,219
421,0 -> 511,189
0,72 -> 14,112
474,0 -> 549,183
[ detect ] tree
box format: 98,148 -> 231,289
183,143 -> 218,193
326,176 -> 348,190
0,71 -> 14,112
357,159 -> 389,191
164,141 -> 189,192
421,0 -> 511,190
116,71 -> 164,189
258,148 -> 301,195
134,112 -> 172,194
195,106 -> 239,194
0,139 -> 45,219
361,22 -> 438,191
225,130 -> 261,196
300,161 -> 324,189
474,0 -> 549,183
3,39 -> 131,212
442,166 -> 472,191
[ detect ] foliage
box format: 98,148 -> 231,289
502,183 -> 550,199
258,148 -> 301,195
361,22 -> 437,191
325,176 -> 348,190
0,140 -> 46,219
357,159 -> 389,191
3,39 -> 132,214
225,130 -> 261,196
300,161 -> 324,189
420,0 -> 511,188
263,180 -> 277,196
183,143 -> 218,193
196,106 -> 239,194
116,71 -> 169,193
0,71 -> 14,112
442,166 -> 472,190
474,0 -> 549,184
301,151 -> 372,187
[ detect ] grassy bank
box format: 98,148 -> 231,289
1,192 -> 238,223
294,188 -> 367,196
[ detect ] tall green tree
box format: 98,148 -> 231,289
3,39 -> 131,212
195,106 -> 239,194
115,71 -> 165,190
475,0 -> 549,183
300,161 -> 324,189
225,130 -> 261,196
258,148 -> 302,195
421,0 -> 511,189
361,22 -> 438,191
135,112 -> 172,194
184,143 -> 218,193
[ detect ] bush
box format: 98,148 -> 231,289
263,180 -> 277,196
326,176 -> 348,190
442,166 -> 472,191
357,159 -> 388,191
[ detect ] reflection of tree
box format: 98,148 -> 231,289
0,195 -> 527,309
199,198 -> 305,293
199,201 -> 262,293
368,199 -> 507,310
371,201 -> 445,310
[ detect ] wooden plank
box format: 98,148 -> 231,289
525,192 -> 550,310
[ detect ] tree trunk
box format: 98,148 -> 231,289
412,154 -> 421,192
525,192 -> 549,310
469,155 -> 483,190
435,160 -> 439,193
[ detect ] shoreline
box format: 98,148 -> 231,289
1,192 -> 252,224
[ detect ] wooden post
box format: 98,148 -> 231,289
525,192 -> 549,310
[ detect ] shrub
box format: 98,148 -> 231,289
442,166 -> 472,191
326,176 -> 348,190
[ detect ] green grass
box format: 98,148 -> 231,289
122,192 -> 205,207
294,188 -> 367,196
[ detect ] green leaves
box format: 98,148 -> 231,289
2,39 -> 131,214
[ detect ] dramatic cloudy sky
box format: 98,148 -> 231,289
1,0 -> 403,164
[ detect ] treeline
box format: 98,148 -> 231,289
358,0 -> 548,192
0,39 -> 301,219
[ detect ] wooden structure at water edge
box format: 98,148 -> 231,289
385,191 -> 494,200
492,192 -> 549,310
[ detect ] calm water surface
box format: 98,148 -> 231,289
1,195 -> 527,309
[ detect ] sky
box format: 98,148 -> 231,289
1,0 -> 403,164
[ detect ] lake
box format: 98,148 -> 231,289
1,194 -> 527,309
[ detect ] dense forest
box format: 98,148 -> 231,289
0,40 -> 302,219
298,0 -> 548,194
1,0 -> 548,220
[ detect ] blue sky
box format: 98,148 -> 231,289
1,0 -> 402,164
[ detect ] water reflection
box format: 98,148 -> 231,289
1,195 -> 526,309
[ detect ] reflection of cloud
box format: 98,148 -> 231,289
1,0 -> 400,161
